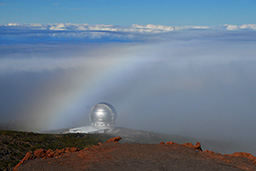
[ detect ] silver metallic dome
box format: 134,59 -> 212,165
89,102 -> 117,127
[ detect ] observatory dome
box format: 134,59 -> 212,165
89,102 -> 117,127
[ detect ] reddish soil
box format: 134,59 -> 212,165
15,137 -> 256,171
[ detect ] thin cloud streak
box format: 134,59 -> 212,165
1,23 -> 255,45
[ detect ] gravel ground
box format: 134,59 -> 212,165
18,142 -> 256,171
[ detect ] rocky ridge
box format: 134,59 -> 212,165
14,137 -> 256,171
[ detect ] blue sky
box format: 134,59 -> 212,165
0,0 -> 255,25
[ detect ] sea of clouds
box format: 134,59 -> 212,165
0,24 -> 256,152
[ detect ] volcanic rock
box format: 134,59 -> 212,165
14,138 -> 256,171
106,136 -> 122,143
13,147 -> 81,171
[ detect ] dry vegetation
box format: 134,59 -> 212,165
0,130 -> 111,171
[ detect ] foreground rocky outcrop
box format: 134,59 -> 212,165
14,137 -> 256,171
13,147 -> 81,171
